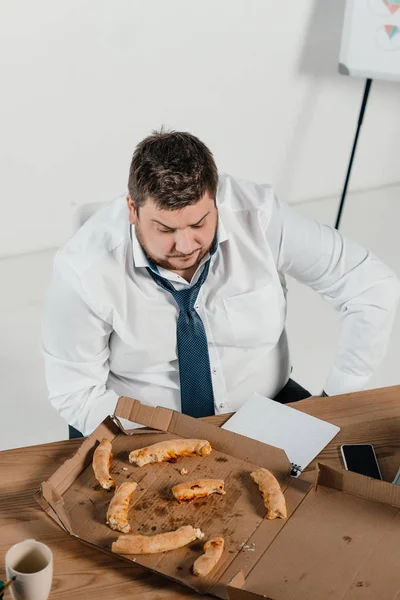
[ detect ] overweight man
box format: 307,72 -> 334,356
42,129 -> 400,438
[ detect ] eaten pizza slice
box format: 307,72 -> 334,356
193,536 -> 225,576
111,525 -> 204,554
106,481 -> 137,533
250,467 -> 287,519
172,479 -> 225,502
92,438 -> 115,490
129,439 -> 212,467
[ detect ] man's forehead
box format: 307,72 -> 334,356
141,193 -> 215,225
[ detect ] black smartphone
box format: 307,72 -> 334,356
340,444 -> 382,480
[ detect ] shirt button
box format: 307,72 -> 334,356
212,367 -> 217,374
219,403 -> 224,409
195,304 -> 199,310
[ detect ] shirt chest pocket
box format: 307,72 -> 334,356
222,284 -> 286,347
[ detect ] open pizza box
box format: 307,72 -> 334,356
36,397 -> 400,599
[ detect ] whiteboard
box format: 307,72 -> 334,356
339,0 -> 400,82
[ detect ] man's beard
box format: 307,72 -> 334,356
135,221 -> 218,273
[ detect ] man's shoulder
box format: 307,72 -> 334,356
217,172 -> 274,214
55,194 -> 131,276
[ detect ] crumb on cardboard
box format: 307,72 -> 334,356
241,543 -> 256,552
180,468 -> 188,475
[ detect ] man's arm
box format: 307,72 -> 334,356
263,190 -> 400,396
41,254 -> 119,436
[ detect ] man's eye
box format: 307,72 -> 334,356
191,223 -> 204,229
159,229 -> 173,234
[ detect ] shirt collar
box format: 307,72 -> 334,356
131,225 -> 151,268
131,210 -> 229,269
217,210 -> 229,244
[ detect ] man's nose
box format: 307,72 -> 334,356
174,230 -> 196,255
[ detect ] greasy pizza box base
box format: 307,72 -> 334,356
36,397 -> 400,599
37,396 -> 293,598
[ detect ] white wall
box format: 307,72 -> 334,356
1,0 -> 399,258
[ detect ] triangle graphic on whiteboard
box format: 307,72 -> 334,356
385,24 -> 400,38
383,0 -> 400,14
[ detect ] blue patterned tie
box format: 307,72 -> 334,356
146,244 -> 216,418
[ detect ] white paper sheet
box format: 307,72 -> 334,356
222,392 -> 340,476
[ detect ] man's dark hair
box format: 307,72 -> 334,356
128,128 -> 218,210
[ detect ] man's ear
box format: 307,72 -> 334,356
126,194 -> 138,225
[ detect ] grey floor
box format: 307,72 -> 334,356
1,185 -> 399,451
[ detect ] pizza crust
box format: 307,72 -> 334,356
129,439 -> 212,467
92,439 -> 115,490
111,525 -> 204,554
106,481 -> 138,533
172,479 -> 225,502
193,536 -> 225,576
250,468 -> 287,519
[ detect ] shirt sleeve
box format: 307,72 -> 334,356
41,253 -> 119,436
263,190 -> 400,395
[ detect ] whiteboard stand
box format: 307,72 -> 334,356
336,0 -> 400,228
335,78 -> 373,229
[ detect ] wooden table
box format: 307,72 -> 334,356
1,386 -> 399,599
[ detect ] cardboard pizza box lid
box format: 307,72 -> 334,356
227,462 -> 400,600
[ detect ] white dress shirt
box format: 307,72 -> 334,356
42,173 -> 400,436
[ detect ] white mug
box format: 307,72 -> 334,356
5,539 -> 53,600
